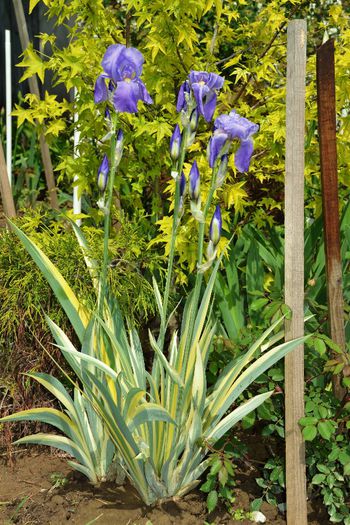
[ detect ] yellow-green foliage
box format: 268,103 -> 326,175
0,208 -> 160,353
14,0 -> 350,275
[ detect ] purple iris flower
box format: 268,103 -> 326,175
209,205 -> 222,246
189,161 -> 200,202
97,154 -> 109,193
176,71 -> 224,122
94,44 -> 153,114
170,124 -> 182,161
209,110 -> 259,171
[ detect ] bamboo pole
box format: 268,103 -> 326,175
12,0 -> 59,210
0,139 -> 16,218
284,20 -> 307,525
316,39 -> 346,400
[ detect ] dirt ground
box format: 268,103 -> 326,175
0,451 -> 330,525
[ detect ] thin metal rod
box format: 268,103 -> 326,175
5,29 -> 12,186
284,19 -> 308,525
73,88 -> 81,225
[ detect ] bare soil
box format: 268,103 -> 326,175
0,452 -> 330,525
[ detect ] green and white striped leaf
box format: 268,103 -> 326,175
206,391 -> 273,443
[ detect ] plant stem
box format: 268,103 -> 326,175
187,166 -> 218,347
157,128 -> 189,351
98,133 -> 117,317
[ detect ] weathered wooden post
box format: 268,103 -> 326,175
284,20 -> 308,525
12,0 -> 59,210
316,39 -> 346,400
0,140 -> 16,218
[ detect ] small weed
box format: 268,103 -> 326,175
49,472 -> 68,490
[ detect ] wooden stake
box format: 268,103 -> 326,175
0,139 -> 16,218
284,20 -> 307,525
316,39 -> 346,400
12,0 -> 59,210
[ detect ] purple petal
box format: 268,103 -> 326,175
138,79 -> 153,104
215,111 -> 259,141
209,131 -> 228,168
191,82 -> 210,119
189,71 -> 224,91
176,81 -> 190,112
206,72 -> 225,90
113,80 -> 140,113
102,44 -> 144,83
102,45 -> 125,82
235,138 -> 254,172
113,79 -> 152,113
202,91 -> 217,122
94,74 -> 108,103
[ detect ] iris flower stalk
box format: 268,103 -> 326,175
156,127 -> 189,354
182,160 -> 221,361
98,128 -> 123,316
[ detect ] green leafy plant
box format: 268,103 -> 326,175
300,388 -> 350,524
1,40 -> 306,507
200,445 -> 239,514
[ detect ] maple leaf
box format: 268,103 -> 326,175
17,44 -> 46,84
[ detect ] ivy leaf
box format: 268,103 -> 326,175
207,490 -> 218,513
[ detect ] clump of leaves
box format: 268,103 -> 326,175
0,207 -> 162,441
300,387 -> 350,525
200,438 -> 247,515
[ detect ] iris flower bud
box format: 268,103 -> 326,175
189,161 -> 200,202
97,154 -> 109,193
180,171 -> 186,197
216,154 -> 228,188
190,108 -> 199,132
115,129 -> 124,165
170,124 -> 182,161
209,205 -> 222,246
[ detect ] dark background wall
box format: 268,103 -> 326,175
0,0 -> 68,109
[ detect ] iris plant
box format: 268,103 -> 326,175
94,44 -> 153,113
177,71 -> 224,122
209,110 -> 259,172
1,43 -> 306,508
